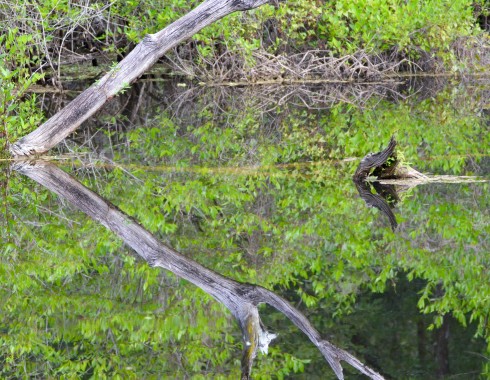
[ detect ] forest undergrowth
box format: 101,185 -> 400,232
1,0 -> 489,84
1,0 -> 489,146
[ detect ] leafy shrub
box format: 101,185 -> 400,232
0,29 -> 44,152
2,0 -> 487,77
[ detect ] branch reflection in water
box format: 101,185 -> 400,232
14,160 -> 384,380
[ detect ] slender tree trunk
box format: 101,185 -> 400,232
435,315 -> 450,377
417,319 -> 427,365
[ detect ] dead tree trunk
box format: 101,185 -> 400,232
9,0 -> 272,157
353,136 -> 426,181
352,136 -> 429,230
14,160 -> 384,380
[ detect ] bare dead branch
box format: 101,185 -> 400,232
10,0 -> 272,156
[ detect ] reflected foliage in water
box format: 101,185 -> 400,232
1,80 -> 489,378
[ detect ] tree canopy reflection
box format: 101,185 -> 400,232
1,81 -> 489,378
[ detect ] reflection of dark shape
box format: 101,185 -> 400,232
354,180 -> 398,231
14,161 -> 384,380
371,182 -> 400,205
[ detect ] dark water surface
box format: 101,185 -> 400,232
1,78 -> 489,378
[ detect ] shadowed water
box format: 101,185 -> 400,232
1,78 -> 489,378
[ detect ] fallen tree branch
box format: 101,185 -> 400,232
14,160 -> 385,380
9,0 -> 272,156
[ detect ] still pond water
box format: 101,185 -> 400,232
1,78 -> 489,378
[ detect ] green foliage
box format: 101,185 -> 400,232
0,29 -> 44,149
2,0 -> 488,84
1,0 -> 100,63
1,1 -> 489,376
107,0 -> 486,71
113,83 -> 488,376
321,0 -> 476,54
0,0 -> 488,376
3,81 -> 488,377
0,178 -> 239,377
116,0 -> 483,55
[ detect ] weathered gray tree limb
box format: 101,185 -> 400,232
14,160 -> 384,380
9,0 -> 272,157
